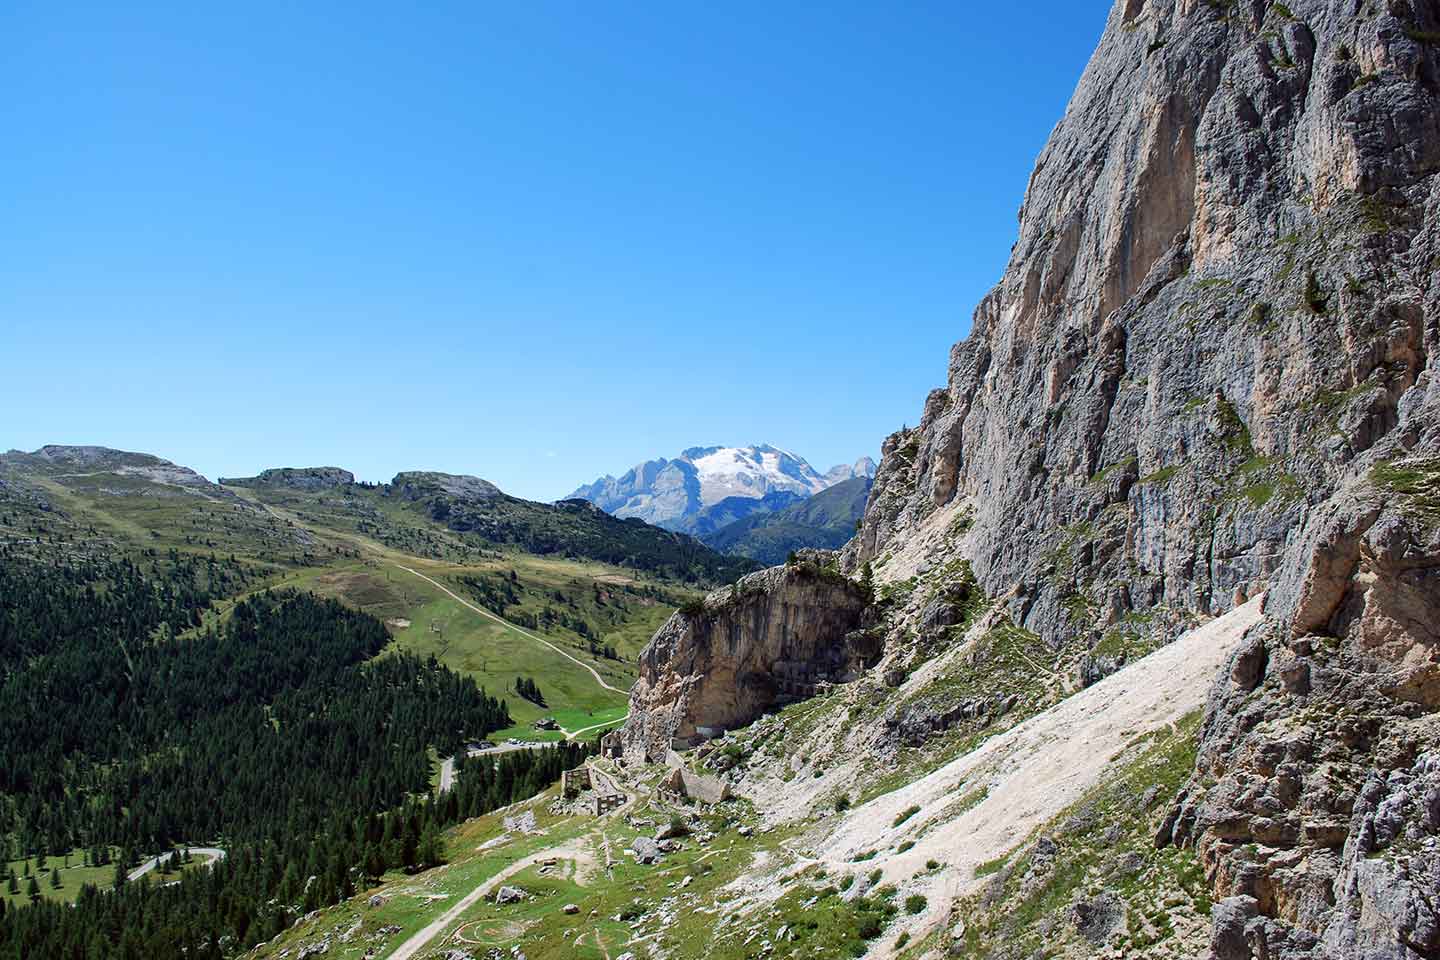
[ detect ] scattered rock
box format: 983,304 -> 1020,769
494,885 -> 526,905
631,837 -> 661,864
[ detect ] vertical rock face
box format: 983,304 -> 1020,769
837,0 -> 1440,955
619,557 -> 872,762
848,0 -> 1439,653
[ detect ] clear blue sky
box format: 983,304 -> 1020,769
1,1 -> 1104,501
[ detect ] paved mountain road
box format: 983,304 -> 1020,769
437,742 -> 542,794
127,847 -> 226,882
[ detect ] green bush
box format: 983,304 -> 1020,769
892,804 -> 921,827
904,894 -> 928,915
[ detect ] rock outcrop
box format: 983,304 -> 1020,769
1159,422 -> 1440,958
619,554 -> 874,761
220,466 -> 356,490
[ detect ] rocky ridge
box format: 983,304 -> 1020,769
220,466 -> 356,490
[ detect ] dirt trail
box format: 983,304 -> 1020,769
395,564 -> 628,699
817,595 -> 1265,953
385,838 -> 591,960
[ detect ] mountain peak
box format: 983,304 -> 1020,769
568,444 -> 872,530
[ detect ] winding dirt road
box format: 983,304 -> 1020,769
394,564 -> 628,697
384,839 -> 592,960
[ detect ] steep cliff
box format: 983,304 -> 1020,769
619,555 -> 874,761
848,0 -> 1438,657
839,0 -> 1440,955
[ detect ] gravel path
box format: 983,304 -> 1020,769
384,838 -> 592,960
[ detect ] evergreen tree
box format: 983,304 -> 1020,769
25,875 -> 39,904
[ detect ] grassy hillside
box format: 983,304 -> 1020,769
1,447 -> 702,743
225,468 -> 758,584
701,476 -> 871,565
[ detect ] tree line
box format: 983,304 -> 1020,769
0,557 -> 599,959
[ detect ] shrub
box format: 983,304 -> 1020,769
834,793 -> 852,813
896,931 -> 911,949
925,859 -> 940,870
892,804 -> 921,827
904,894 -> 928,915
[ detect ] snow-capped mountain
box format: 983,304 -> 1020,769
566,444 -> 876,531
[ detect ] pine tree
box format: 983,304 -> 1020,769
6,872 -> 17,895
50,866 -> 62,889
26,874 -> 40,903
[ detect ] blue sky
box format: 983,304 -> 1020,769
1,1 -> 1104,501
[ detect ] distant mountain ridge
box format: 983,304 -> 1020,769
568,444 -> 875,531
699,475 -> 872,565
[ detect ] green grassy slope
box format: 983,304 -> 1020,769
1,446 -> 701,742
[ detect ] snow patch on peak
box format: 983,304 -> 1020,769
568,444 -> 875,530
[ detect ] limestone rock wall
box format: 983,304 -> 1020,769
619,558 -> 872,762
847,0 -> 1440,654
839,0 -> 1440,955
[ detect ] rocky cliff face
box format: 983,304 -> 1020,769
1158,432 -> 1440,959
618,2 -> 1438,954
848,0 -> 1439,657
836,0 -> 1440,955
619,556 -> 873,762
